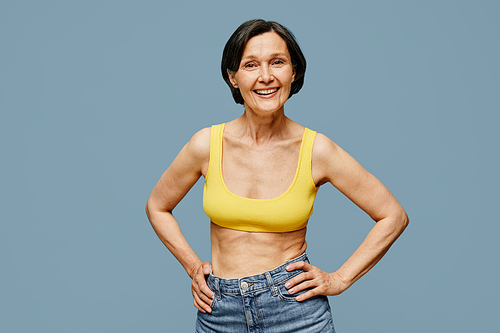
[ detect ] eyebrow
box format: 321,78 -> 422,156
242,52 -> 288,61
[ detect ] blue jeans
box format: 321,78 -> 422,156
196,252 -> 336,332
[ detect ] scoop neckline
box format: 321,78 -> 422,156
218,123 -> 307,202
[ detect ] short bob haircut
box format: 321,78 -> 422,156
221,19 -> 307,105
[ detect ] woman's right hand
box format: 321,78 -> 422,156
191,261 -> 215,313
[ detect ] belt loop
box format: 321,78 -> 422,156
209,265 -> 220,293
214,277 -> 220,293
265,272 -> 278,296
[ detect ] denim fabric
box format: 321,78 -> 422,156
196,253 -> 335,333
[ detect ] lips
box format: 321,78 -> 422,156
254,88 -> 279,95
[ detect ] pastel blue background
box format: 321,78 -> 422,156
1,1 -> 498,332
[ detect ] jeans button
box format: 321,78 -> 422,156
240,282 -> 248,290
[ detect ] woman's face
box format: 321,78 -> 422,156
229,32 -> 295,115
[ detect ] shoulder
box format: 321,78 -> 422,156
311,132 -> 352,185
312,132 -> 342,160
185,127 -> 211,162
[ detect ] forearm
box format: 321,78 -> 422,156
336,212 -> 408,288
146,207 -> 203,279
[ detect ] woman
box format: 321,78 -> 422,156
146,19 -> 408,332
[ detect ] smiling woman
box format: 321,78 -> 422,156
146,19 -> 408,333
221,20 -> 306,105
227,32 -> 296,115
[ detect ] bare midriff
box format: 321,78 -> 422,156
210,222 -> 308,278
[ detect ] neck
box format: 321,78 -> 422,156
237,106 -> 289,144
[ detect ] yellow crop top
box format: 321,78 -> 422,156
203,123 -> 318,233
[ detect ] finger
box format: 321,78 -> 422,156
202,262 -> 211,275
285,271 -> 312,289
197,286 -> 214,305
285,260 -> 306,272
193,289 -> 212,313
288,279 -> 314,294
287,261 -> 315,274
296,288 -> 317,302
196,277 -> 215,299
195,288 -> 213,307
192,279 -> 214,306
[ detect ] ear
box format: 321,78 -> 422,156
227,69 -> 239,88
291,68 -> 296,83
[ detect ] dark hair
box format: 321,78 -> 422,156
221,19 -> 307,105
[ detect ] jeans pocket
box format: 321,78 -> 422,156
210,296 -> 217,310
206,279 -> 220,310
276,282 -> 311,303
210,290 -> 223,309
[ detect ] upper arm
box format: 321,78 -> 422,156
312,133 -> 405,222
146,127 -> 211,213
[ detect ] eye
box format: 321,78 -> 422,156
244,62 -> 257,69
272,59 -> 285,66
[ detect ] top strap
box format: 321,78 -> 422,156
300,128 -> 316,174
207,123 -> 225,180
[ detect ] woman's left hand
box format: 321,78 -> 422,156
284,261 -> 348,301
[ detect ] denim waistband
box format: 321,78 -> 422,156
207,252 -> 309,295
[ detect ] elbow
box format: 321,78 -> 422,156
397,210 -> 409,234
145,200 -> 161,228
145,199 -> 154,221
145,198 -> 173,223
379,208 -> 408,236
403,212 -> 409,228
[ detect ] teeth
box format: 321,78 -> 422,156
255,88 -> 278,95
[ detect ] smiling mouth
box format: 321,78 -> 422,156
254,88 -> 279,95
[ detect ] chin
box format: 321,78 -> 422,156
247,100 -> 287,114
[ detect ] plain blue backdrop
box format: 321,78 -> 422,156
1,1 -> 499,332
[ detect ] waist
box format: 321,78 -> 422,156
210,222 -> 307,278
207,252 -> 309,295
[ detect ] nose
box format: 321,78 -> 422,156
258,65 -> 274,83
